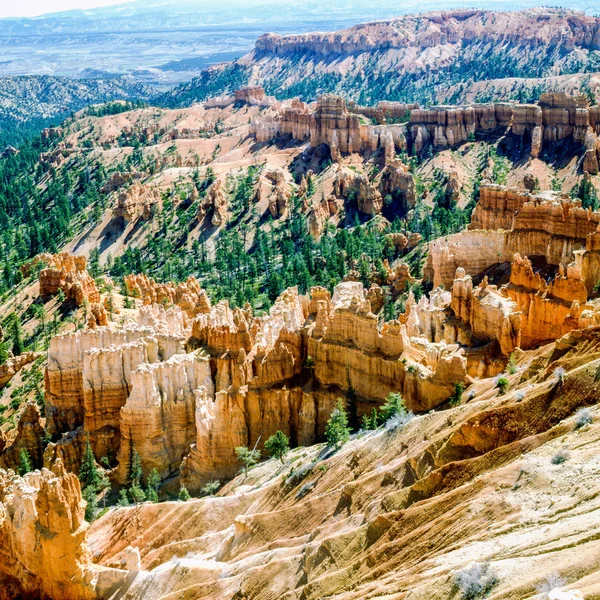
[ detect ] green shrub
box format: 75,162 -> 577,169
325,400 -> 350,449
264,430 -> 290,464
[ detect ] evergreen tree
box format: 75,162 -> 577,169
178,486 -> 191,501
127,443 -> 143,488
118,489 -> 130,507
83,486 -> 98,522
17,449 -> 32,476
345,370 -> 359,431
361,408 -> 379,430
79,437 -> 101,490
128,484 -> 146,505
264,431 -> 290,464
10,316 -> 24,356
325,400 -> 350,449
378,392 -> 407,424
235,445 -> 261,476
146,468 -> 161,503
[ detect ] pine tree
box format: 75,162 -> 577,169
264,431 -> 290,464
118,489 -> 130,507
178,486 -> 191,501
18,449 -> 32,476
146,468 -> 161,503
83,486 -> 98,522
10,316 -> 24,356
79,437 -> 100,490
345,370 -> 359,431
378,393 -> 407,424
325,400 -> 351,449
128,484 -> 145,505
127,443 -> 143,488
235,445 -> 261,477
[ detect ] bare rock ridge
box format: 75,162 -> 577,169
254,9 -> 600,58
249,90 -> 600,174
186,7 -> 600,107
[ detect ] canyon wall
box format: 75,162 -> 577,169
249,90 -> 600,172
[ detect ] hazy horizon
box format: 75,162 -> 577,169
0,0 -> 595,19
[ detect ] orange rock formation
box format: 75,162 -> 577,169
37,252 -> 100,306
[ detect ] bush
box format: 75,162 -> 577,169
551,450 -> 569,465
146,468 -> 161,503
118,489 -> 130,507
17,449 -> 32,476
83,486 -> 98,522
264,430 -> 290,464
575,407 -> 593,430
325,400 -> 351,449
454,562 -> 498,599
495,376 -> 509,396
235,446 -> 261,476
507,354 -> 517,375
379,392 -> 407,424
128,484 -> 146,504
178,486 -> 191,501
449,382 -> 465,406
554,366 -> 566,385
201,480 -> 221,497
361,408 -> 379,430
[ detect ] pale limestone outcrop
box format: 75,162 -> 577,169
449,270 -> 522,356
378,160 -> 416,213
37,252 -> 100,306
307,193 -> 339,238
504,254 -> 590,347
333,165 -> 382,215
254,169 -> 293,218
250,91 -> 600,170
426,184 -> 600,291
307,282 -> 467,411
45,310 -> 186,454
112,182 -> 162,222
0,402 -> 44,472
197,179 -> 228,226
87,303 -> 108,329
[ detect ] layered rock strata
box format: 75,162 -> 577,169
0,460 -> 132,600
37,252 -> 100,306
250,91 -> 600,170
124,274 -> 211,318
427,183 -> 600,292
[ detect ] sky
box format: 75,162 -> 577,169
0,0 -> 126,18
